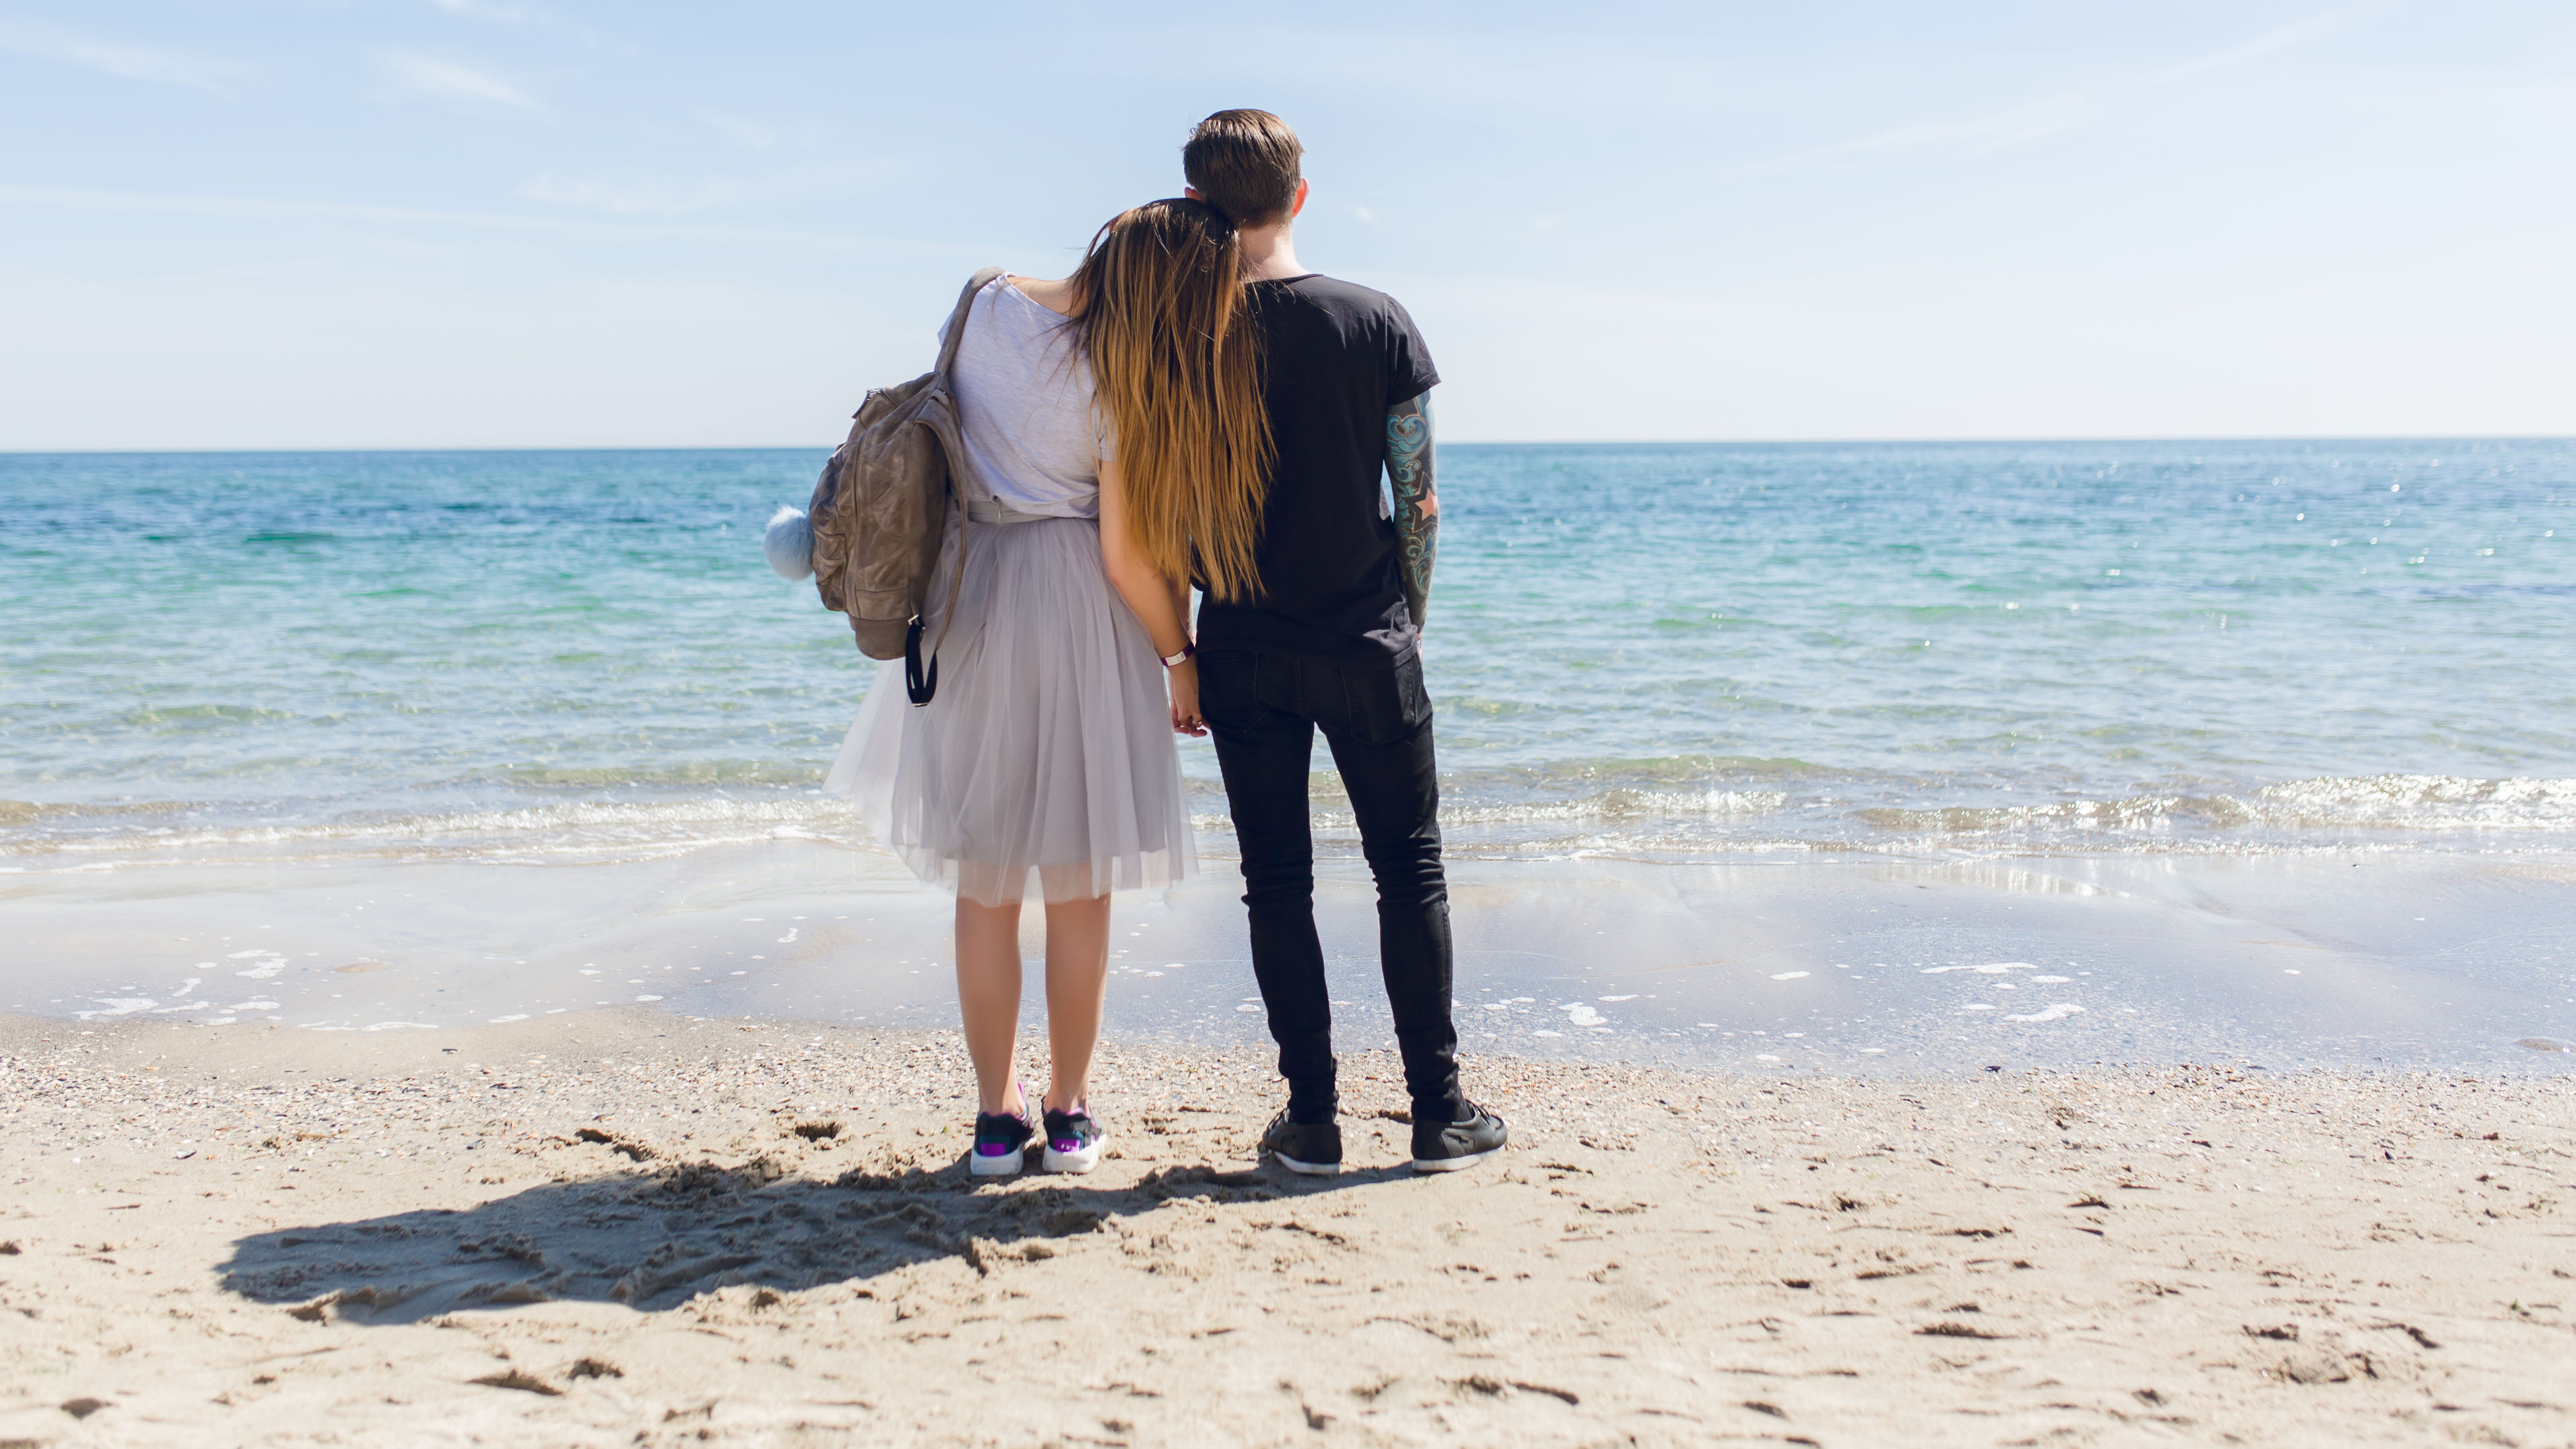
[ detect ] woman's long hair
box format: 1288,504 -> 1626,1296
1069,199 -> 1271,603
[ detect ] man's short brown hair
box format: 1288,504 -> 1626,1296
1182,109 -> 1303,227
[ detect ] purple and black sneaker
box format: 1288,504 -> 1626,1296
1040,1103 -> 1106,1175
970,1090 -> 1034,1178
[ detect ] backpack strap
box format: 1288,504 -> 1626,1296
934,266 -> 1006,378
931,268 -> 1005,508
910,266 -> 1007,705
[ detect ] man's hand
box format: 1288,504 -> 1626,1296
1387,392 -> 1437,629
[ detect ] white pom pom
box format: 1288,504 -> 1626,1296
764,506 -> 814,581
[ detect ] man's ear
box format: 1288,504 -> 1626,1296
1290,177 -> 1309,219
1185,186 -> 1201,201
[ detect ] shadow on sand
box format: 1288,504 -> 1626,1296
217,1144 -> 1402,1324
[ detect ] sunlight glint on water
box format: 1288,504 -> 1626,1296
4,441 -> 2573,867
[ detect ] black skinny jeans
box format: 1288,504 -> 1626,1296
1197,647 -> 1459,1124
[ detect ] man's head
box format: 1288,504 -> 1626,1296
1181,109 -> 1305,228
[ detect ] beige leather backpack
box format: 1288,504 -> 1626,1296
806,268 -> 1002,700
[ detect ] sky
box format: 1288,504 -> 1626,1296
2,1 -> 2572,449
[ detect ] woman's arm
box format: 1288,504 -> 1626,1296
1097,458 -> 1206,736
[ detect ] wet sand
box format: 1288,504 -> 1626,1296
3,1010 -> 2571,1446
17,845 -> 2576,1074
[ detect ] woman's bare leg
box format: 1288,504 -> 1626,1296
953,897 -> 1027,1116
1042,894 -> 1112,1112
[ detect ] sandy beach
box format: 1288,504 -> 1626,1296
11,5 -> 2576,1446
3,1010 -> 2569,1447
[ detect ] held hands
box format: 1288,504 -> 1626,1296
1166,658 -> 1207,737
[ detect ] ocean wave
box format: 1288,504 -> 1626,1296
1440,787 -> 1789,826
1,792 -> 875,866
464,761 -> 828,788
2251,773 -> 2576,829
0,798 -> 218,824
1854,775 -> 2576,839
10,769 -> 2576,871
1856,796 -> 2246,835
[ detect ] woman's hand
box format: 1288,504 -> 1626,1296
1167,659 -> 1207,737
1097,458 -> 1206,738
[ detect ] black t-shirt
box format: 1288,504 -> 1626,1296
1195,274 -> 1440,665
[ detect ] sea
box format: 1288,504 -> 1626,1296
7,442 -> 2575,1072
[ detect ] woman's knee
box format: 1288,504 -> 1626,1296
1043,892 -> 1111,919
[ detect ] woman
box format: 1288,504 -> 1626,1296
826,199 -> 1270,1176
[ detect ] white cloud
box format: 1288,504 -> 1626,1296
1780,94 -> 2098,167
520,172 -> 724,215
0,19 -> 244,90
379,51 -> 539,110
518,165 -> 871,216
426,0 -> 537,20
1737,1 -> 2396,174
0,180 -> 924,253
696,109 -> 778,151
2163,1 -> 2396,80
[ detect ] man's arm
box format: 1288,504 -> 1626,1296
1386,392 -> 1437,629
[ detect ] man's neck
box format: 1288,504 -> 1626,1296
1237,221 -> 1306,282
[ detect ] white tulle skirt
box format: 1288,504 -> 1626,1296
825,515 -> 1195,906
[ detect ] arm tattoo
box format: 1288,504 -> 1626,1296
1386,392 -> 1437,628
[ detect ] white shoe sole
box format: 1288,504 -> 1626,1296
968,1150 -> 1025,1177
1271,1152 -> 1342,1177
1042,1134 -> 1104,1175
1410,1145 -> 1502,1173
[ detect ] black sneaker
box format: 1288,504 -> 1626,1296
1259,1110 -> 1343,1176
1410,1102 -> 1507,1173
1040,1104 -> 1106,1175
969,1098 -> 1033,1178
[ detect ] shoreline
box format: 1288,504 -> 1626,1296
3,1010 -> 2570,1446
14,845 -> 2576,1075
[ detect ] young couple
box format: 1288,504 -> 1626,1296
825,110 -> 1507,1179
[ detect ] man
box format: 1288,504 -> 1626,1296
1181,109 -> 1507,1175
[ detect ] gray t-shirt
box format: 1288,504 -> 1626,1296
938,276 -> 1116,519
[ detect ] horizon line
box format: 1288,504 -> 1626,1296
3,433 -> 2571,458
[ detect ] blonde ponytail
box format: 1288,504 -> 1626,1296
1070,199 -> 1271,603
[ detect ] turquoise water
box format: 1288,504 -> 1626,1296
5,441 -> 2574,867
